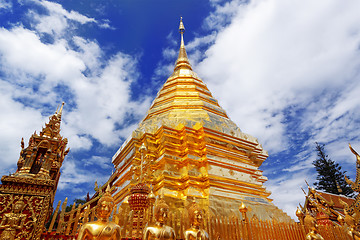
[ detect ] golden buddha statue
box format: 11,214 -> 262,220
184,200 -> 209,240
143,196 -> 176,240
77,186 -> 122,240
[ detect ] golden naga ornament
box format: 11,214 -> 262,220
304,210 -> 324,240
77,186 -> 122,240
343,144 -> 360,218
143,195 -> 176,240
339,209 -> 360,240
184,199 -> 209,240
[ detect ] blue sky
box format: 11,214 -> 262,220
1,0 -> 360,220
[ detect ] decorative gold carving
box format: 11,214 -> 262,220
337,144 -> 360,240
0,194 -> 50,240
342,210 -> 360,240
343,144 -> 360,218
307,187 -> 333,215
1,176 -> 54,187
130,143 -> 156,186
40,102 -> 64,139
13,102 -> 69,183
0,196 -> 26,240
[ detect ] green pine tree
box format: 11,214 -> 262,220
313,142 -> 354,197
65,198 -> 87,212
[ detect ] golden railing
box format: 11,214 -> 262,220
44,197 -> 350,240
46,195 -> 100,238
206,217 -> 348,240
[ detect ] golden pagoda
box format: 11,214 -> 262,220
110,18 -> 291,222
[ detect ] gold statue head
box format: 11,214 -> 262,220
14,197 -> 25,213
96,186 -> 115,220
154,196 -> 169,225
188,200 -> 203,227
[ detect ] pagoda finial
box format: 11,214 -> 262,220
58,102 -> 65,117
39,102 -> 65,138
179,16 -> 185,33
174,17 -> 192,71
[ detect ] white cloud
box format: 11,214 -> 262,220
198,0 -> 360,153
58,160 -> 97,190
0,0 -> 12,10
83,156 -> 113,169
162,48 -> 177,60
29,0 -> 112,37
195,0 -> 360,219
204,0 -> 244,30
62,52 -> 151,147
0,18 -> 150,152
187,32 -> 217,66
0,27 -> 85,84
0,84 -> 45,169
266,170 -> 311,220
98,19 -> 115,30
0,1 -> 151,185
38,0 -> 95,24
152,62 -> 173,83
57,159 -> 111,198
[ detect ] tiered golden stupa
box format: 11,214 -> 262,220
110,18 -> 291,222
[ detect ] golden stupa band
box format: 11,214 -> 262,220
77,185 -> 208,240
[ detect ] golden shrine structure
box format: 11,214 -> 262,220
1,18 -> 360,240
0,103 -> 69,239
298,183 -> 354,226
110,18 -> 291,223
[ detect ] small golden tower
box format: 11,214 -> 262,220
0,103 -> 70,240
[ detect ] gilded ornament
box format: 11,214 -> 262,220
0,103 -> 69,239
0,196 -> 26,240
343,144 -> 360,218
77,186 -> 122,240
304,210 -> 324,240
344,211 -> 360,239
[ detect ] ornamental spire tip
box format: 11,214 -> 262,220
174,17 -> 192,71
179,17 -> 185,33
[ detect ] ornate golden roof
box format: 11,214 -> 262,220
133,18 -> 257,144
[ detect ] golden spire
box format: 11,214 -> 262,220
57,102 -> 65,119
174,17 -> 192,71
